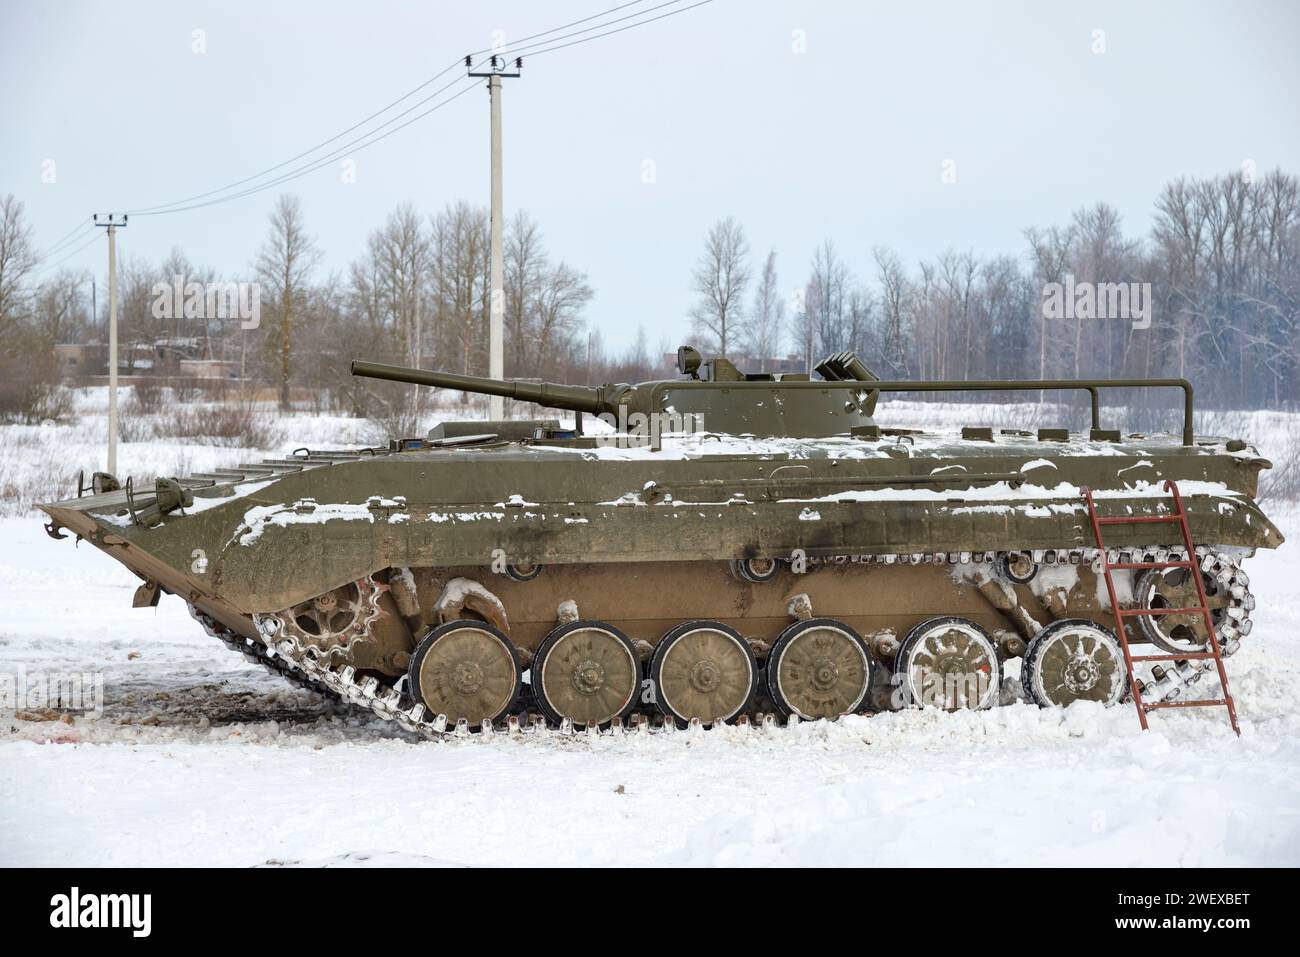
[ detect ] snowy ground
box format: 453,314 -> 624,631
0,388 -> 409,515
1,391 -> 1298,867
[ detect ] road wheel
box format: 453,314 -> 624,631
652,620 -> 757,726
408,620 -> 521,725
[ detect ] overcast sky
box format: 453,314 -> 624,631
3,0 -> 1298,354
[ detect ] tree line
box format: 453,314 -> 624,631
0,194 -> 611,423
1,166 -> 1297,424
689,168 -> 1299,410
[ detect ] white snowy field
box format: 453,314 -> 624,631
1,508 -> 1298,868
0,389 -> 405,515
0,390 -> 1298,867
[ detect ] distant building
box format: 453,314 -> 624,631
54,342 -> 107,377
179,358 -> 239,379
55,337 -> 239,383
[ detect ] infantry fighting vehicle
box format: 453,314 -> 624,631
38,348 -> 1279,736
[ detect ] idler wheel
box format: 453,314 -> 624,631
651,620 -> 758,726
533,620 -> 641,727
896,616 -> 1000,710
408,620 -> 521,725
766,618 -> 873,720
1022,618 -> 1128,708
1134,566 -> 1230,654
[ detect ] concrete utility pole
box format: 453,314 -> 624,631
411,283 -> 423,421
468,54 -> 521,421
94,214 -> 127,474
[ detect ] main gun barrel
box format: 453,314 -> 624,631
350,360 -> 613,415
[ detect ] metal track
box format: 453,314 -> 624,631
189,543 -> 1253,742
188,605 -> 347,704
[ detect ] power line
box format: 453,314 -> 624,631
123,68 -> 465,215
133,80 -> 481,216
475,0 -> 661,57
133,1 -> 712,217
523,0 -> 716,58
36,217 -> 94,259
25,229 -> 102,286
125,0 -> 665,217
491,0 -> 690,61
33,230 -> 102,276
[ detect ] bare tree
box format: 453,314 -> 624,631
1069,203 -> 1134,378
746,249 -> 784,369
0,195 -> 38,341
872,246 -> 911,377
430,202 -> 489,396
32,269 -> 90,344
846,286 -> 872,361
534,262 -> 593,379
156,247 -> 220,354
1023,224 -> 1075,382
943,249 -> 976,378
583,324 -> 664,385
791,292 -> 816,373
689,217 -> 750,355
116,255 -> 162,374
805,241 -> 850,356
255,195 -> 321,410
504,211 -> 547,377
363,203 -> 431,362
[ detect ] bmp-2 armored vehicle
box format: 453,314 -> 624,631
39,348 -> 1279,737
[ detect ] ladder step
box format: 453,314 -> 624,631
1118,606 -> 1208,617
1129,651 -> 1220,662
1107,560 -> 1196,570
1145,699 -> 1228,710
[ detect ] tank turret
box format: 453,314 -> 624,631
351,349 -> 881,438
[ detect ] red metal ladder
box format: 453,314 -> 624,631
1082,479 -> 1240,736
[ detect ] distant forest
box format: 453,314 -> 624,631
691,169 -> 1300,413
1,167 -> 1296,423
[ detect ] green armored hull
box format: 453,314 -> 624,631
38,349 -> 1280,732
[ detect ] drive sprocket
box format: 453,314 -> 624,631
255,575 -> 389,665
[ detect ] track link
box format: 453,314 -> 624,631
188,605 -> 347,704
